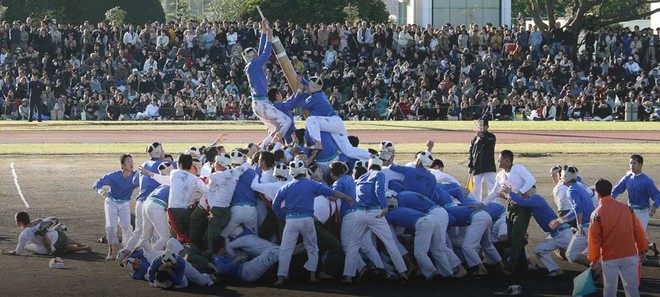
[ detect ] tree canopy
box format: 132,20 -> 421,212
3,0 -> 165,24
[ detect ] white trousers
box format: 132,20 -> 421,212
252,100 -> 292,143
602,255 -> 640,297
305,115 -> 371,160
462,211 -> 501,267
222,205 -> 258,237
140,199 -> 170,251
566,227 -> 590,263
228,234 -> 277,258
340,212 -> 383,275
240,246 -> 280,282
184,261 -> 214,286
427,207 -> 455,277
490,215 -> 508,243
472,172 -> 496,200
343,209 -> 407,277
277,217 -> 318,277
533,228 -> 573,272
104,198 -> 132,246
634,208 -> 650,231
124,200 -> 145,251
413,216 -> 439,279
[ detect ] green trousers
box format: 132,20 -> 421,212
168,208 -> 192,242
206,207 -> 231,251
189,206 -> 209,250
506,203 -> 532,273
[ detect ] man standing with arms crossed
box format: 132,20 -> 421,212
28,73 -> 45,122
468,119 -> 497,200
612,154 -> 660,257
589,179 -> 648,297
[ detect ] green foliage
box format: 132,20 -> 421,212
342,4 -> 361,25
105,6 -> 127,25
242,0 -> 388,24
205,0 -> 244,21
4,0 -> 165,24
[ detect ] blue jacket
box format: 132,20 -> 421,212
300,91 -> 337,117
149,185 -> 170,204
567,182 -> 596,225
134,159 -> 167,201
333,175 -> 357,217
212,254 -> 243,280
147,254 -> 186,287
509,192 -> 569,233
273,178 -> 336,219
246,34 -> 272,98
385,207 -> 426,230
389,164 -> 437,201
612,173 -> 660,209
395,191 -> 438,213
93,170 -> 138,202
305,129 -> 339,162
273,92 -> 303,143
231,169 -> 257,207
356,170 -> 387,209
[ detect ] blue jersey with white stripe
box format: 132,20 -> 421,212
395,191 -> 437,213
384,207 -> 425,230
355,170 -> 387,209
301,92 -> 337,117
135,159 -> 167,201
93,170 -> 138,201
273,178 -> 336,219
231,169 -> 257,206
612,173 -> 660,209
246,34 -> 272,97
333,175 -> 357,217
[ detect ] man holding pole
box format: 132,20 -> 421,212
244,17 -> 292,146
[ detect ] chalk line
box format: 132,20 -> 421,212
10,162 -> 29,208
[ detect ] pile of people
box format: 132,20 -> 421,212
1,14 -> 660,122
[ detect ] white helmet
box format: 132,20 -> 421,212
354,160 -> 367,169
185,146 -> 201,158
215,153 -> 232,168
230,150 -> 245,165
368,155 -> 384,169
161,252 -> 178,266
417,151 -> 434,168
242,47 -> 257,62
146,142 -> 163,158
561,166 -> 578,183
385,190 -> 398,199
158,162 -> 173,175
308,76 -> 324,93
387,196 -> 398,209
273,163 -> 289,179
289,159 -> 307,177
380,141 -> 395,153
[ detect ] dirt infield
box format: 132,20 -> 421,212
3,129 -> 660,143
1,127 -> 660,297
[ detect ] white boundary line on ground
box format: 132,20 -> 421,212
10,162 -> 29,208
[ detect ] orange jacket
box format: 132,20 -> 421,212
588,195 -> 648,262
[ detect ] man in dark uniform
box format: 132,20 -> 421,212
28,73 -> 45,122
468,118 -> 497,200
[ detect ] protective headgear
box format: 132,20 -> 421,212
191,158 -> 202,171
289,159 -> 307,177
417,151 -> 434,168
147,142 -> 163,158
185,146 -> 201,159
161,252 -> 178,266
561,166 -> 578,183
550,165 -> 562,176
158,162 -> 173,175
368,155 -> 384,169
246,143 -> 259,157
274,163 -> 289,179
230,150 -> 245,165
308,76 -> 323,93
354,160 -> 367,169
242,47 -> 257,62
215,153 -> 232,168
386,191 -> 398,208
380,141 -> 395,153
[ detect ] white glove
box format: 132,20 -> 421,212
97,188 -> 109,198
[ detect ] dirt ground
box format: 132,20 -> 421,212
0,129 -> 659,296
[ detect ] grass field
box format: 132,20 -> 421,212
1,123 -> 660,296
1,120 -> 660,131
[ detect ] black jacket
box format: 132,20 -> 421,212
468,131 -> 497,175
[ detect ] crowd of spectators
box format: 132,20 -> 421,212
1,15 -> 660,122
